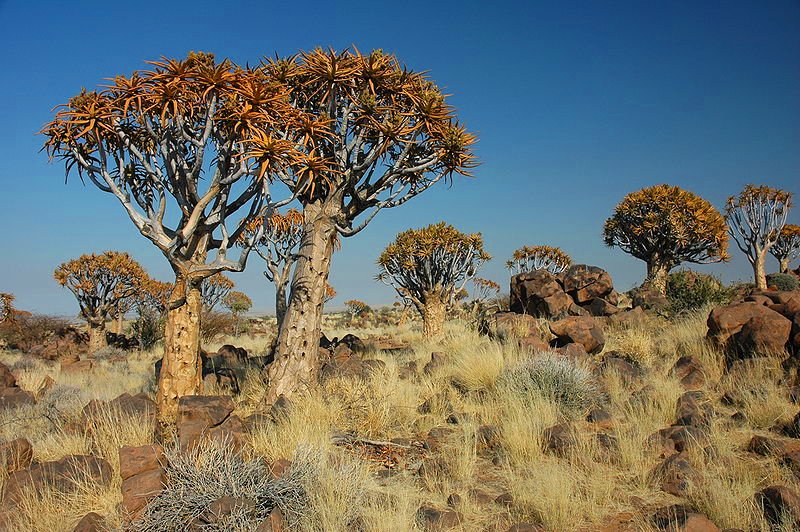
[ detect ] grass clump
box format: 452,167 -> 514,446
497,351 -> 599,417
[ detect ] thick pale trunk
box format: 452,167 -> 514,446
779,257 -> 790,275
398,306 -> 410,326
266,204 -> 337,403
754,254 -> 767,290
110,310 -> 123,335
87,321 -> 107,354
646,261 -> 670,296
275,283 -> 288,330
156,279 -> 204,424
422,294 -> 446,339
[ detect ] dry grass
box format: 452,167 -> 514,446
1,308 -> 799,530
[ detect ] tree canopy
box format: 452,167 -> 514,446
506,245 -> 571,275
769,223 -> 800,272
201,273 -> 235,311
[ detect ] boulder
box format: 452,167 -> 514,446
0,438 -> 33,473
755,485 -> 800,525
489,312 -> 540,339
73,512 -> 105,532
587,297 -> 621,316
562,264 -> 614,303
651,505 -> 720,531
2,455 -> 112,507
177,395 -> 245,452
0,362 -> 17,388
671,356 -> 706,390
217,344 -> 248,366
81,392 -> 155,424
652,452 -> 696,497
707,302 -> 791,356
0,387 -> 35,411
747,435 -> 800,457
510,270 -> 564,316
549,316 -> 605,354
417,505 -> 461,529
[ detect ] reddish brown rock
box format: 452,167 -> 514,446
0,362 -> 17,389
2,455 -> 112,507
652,452 -> 696,497
417,505 -> 461,529
73,512 -> 105,532
178,396 -> 245,453
652,505 -> 720,531
707,302 -> 791,356
562,264 -> 614,303
755,485 -> 800,525
0,438 -> 33,473
747,435 -> 800,457
510,270 -> 564,316
671,356 -> 706,390
0,387 -> 35,411
119,445 -> 166,518
549,316 -> 605,354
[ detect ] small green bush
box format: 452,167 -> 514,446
766,272 -> 799,291
665,270 -> 732,315
498,352 -> 599,417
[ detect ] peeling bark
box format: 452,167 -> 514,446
266,203 -> 337,403
87,321 -> 107,354
754,254 -> 767,289
646,261 -> 671,295
156,279 -> 204,424
275,283 -> 288,330
422,294 -> 446,338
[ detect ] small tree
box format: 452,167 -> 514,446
42,52 -> 304,422
201,273 -> 235,312
255,48 -> 476,401
603,184 -> 729,294
223,290 -> 252,336
377,222 -> 489,338
726,185 -> 793,289
132,278 -> 173,351
770,224 -> 800,274
245,209 -> 303,328
0,293 -> 15,323
54,251 -> 147,353
506,246 -> 571,275
344,299 -> 371,322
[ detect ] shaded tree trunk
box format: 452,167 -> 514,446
266,202 -> 337,404
422,293 -> 446,338
156,278 -> 204,424
275,282 -> 288,330
87,319 -> 107,354
779,257 -> 790,274
646,261 -> 671,296
753,253 -> 767,289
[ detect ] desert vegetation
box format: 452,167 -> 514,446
0,42 -> 797,532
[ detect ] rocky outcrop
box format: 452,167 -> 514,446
176,395 -> 246,452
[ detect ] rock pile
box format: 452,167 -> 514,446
510,264 -> 622,319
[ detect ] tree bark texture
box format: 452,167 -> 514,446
422,293 -> 446,338
156,279 -> 204,424
754,253 -> 767,289
87,320 -> 107,354
646,261 -> 671,296
266,203 -> 337,403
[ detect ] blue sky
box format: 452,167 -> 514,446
0,0 -> 798,316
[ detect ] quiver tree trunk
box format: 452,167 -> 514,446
275,283 -> 288,330
779,258 -> 790,274
266,203 -> 337,404
421,293 -> 447,338
645,261 -> 671,296
86,319 -> 107,354
156,277 -> 204,424
753,253 -> 767,289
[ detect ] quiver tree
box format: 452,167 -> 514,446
770,224 -> 800,274
201,273 -> 235,311
245,209 -> 304,328
42,52 -> 304,422
324,282 -> 336,304
0,293 -> 15,323
254,48 -> 476,401
344,299 -> 371,322
223,290 -> 252,336
377,222 -> 489,338
603,184 -> 729,294
54,251 -> 146,353
726,185 -> 793,289
506,246 -> 571,275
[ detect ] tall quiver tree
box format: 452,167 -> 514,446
377,223 -> 489,338
770,224 -> 800,274
245,209 -> 304,328
42,53 -> 302,422
0,293 -> 15,323
254,49 -> 476,401
54,251 -> 146,353
726,185 -> 793,289
603,184 -> 729,295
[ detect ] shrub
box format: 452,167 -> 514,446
200,311 -> 235,342
130,308 -> 164,350
766,272 -> 799,292
497,352 -> 599,417
665,270 -> 733,315
0,314 -> 76,352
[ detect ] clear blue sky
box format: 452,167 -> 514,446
0,0 -> 798,316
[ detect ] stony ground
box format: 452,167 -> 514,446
0,306 -> 799,531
